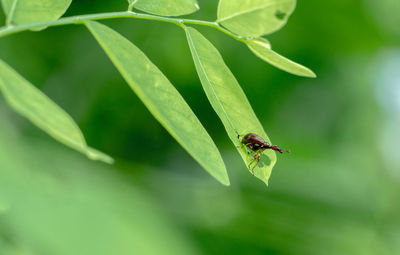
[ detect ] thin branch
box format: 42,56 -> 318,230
0,11 -> 247,43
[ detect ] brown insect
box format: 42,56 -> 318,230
236,131 -> 290,174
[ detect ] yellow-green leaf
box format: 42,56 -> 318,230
0,59 -> 113,163
85,21 -> 229,185
247,38 -> 316,77
130,0 -> 199,17
1,0 -> 71,27
185,26 -> 277,185
217,0 -> 296,37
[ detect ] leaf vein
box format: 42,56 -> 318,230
6,0 -> 18,25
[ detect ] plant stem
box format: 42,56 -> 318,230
0,11 -> 247,43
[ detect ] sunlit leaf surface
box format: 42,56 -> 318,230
85,21 -> 229,185
130,0 -> 199,17
1,0 -> 71,26
217,0 -> 296,37
0,59 -> 113,163
185,26 -> 276,185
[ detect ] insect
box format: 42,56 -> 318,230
236,131 -> 290,174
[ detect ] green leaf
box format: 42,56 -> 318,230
0,59 -> 113,163
185,26 -> 277,185
130,0 -> 199,17
84,20 -> 229,185
247,38 -> 316,77
217,0 -> 296,37
1,0 -> 71,27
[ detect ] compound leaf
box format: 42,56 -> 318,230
85,20 -> 229,185
185,26 -> 276,185
247,38 -> 316,77
130,0 -> 199,17
0,59 -> 113,164
1,0 -> 72,27
217,0 -> 296,37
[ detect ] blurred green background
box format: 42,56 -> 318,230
1,0 -> 400,254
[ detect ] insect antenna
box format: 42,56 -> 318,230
234,130 -> 243,139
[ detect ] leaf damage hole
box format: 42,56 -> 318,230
275,10 -> 286,20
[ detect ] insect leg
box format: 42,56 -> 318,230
237,143 -> 252,156
248,158 -> 256,175
248,153 -> 259,175
251,154 -> 261,171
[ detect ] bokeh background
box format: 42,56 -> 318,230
1,0 -> 399,254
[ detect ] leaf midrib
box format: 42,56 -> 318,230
186,29 -> 236,136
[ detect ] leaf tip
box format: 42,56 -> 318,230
309,71 -> 317,78
302,68 -> 317,78
212,168 -> 230,186
221,177 -> 231,186
86,147 -> 115,164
